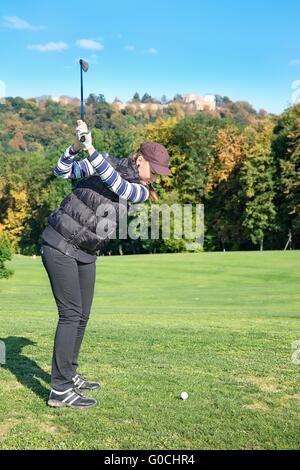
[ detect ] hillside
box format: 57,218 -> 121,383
0,94 -> 272,156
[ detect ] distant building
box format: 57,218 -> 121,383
35,93 -> 216,113
112,98 -> 125,111
182,94 -> 216,111
35,95 -> 79,105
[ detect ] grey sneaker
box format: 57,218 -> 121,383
48,388 -> 97,408
72,374 -> 101,391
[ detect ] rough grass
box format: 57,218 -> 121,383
0,251 -> 299,450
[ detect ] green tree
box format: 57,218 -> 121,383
132,92 -> 140,102
272,104 -> 300,248
171,113 -> 230,203
173,94 -> 183,102
141,93 -> 153,103
97,94 -> 106,103
86,93 -> 98,105
273,104 -> 300,245
240,126 -> 277,249
204,167 -> 246,251
93,103 -> 114,130
0,232 -> 13,279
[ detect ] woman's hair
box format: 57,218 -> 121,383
130,152 -> 159,204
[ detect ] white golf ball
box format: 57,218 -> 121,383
180,391 -> 188,400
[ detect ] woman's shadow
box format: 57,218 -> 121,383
1,336 -> 50,402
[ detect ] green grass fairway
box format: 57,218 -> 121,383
0,251 -> 300,450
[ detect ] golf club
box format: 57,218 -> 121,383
79,59 -> 89,142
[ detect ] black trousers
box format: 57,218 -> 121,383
41,243 -> 96,391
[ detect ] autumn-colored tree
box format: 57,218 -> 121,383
0,94 -> 297,253
144,117 -> 177,145
144,118 -> 181,190
8,131 -> 27,151
3,188 -> 31,251
207,126 -> 246,192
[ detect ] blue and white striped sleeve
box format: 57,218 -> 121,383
53,146 -> 95,179
87,150 -> 149,203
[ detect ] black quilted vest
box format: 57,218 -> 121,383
42,155 -> 141,261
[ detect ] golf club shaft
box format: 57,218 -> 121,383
80,64 -> 84,121
79,59 -> 89,142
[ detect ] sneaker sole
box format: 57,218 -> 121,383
47,399 -> 97,409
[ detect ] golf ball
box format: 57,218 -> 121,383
180,392 -> 188,400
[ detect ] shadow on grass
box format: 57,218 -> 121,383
1,336 -> 50,402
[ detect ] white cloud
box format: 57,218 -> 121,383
28,42 -> 69,52
76,39 -> 104,50
3,15 -> 45,31
124,45 -> 135,51
289,59 -> 300,66
146,48 -> 158,54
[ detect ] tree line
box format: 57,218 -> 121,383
0,95 -> 299,276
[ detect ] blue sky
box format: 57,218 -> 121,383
0,0 -> 300,114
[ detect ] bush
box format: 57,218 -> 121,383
0,233 -> 14,279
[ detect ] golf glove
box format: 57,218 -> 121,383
76,121 -> 93,152
77,130 -> 93,152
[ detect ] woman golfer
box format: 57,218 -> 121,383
41,120 -> 172,409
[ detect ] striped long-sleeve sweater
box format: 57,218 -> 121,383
54,145 -> 149,203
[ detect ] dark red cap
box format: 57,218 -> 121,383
139,142 -> 173,177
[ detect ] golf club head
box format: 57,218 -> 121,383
80,59 -> 89,72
